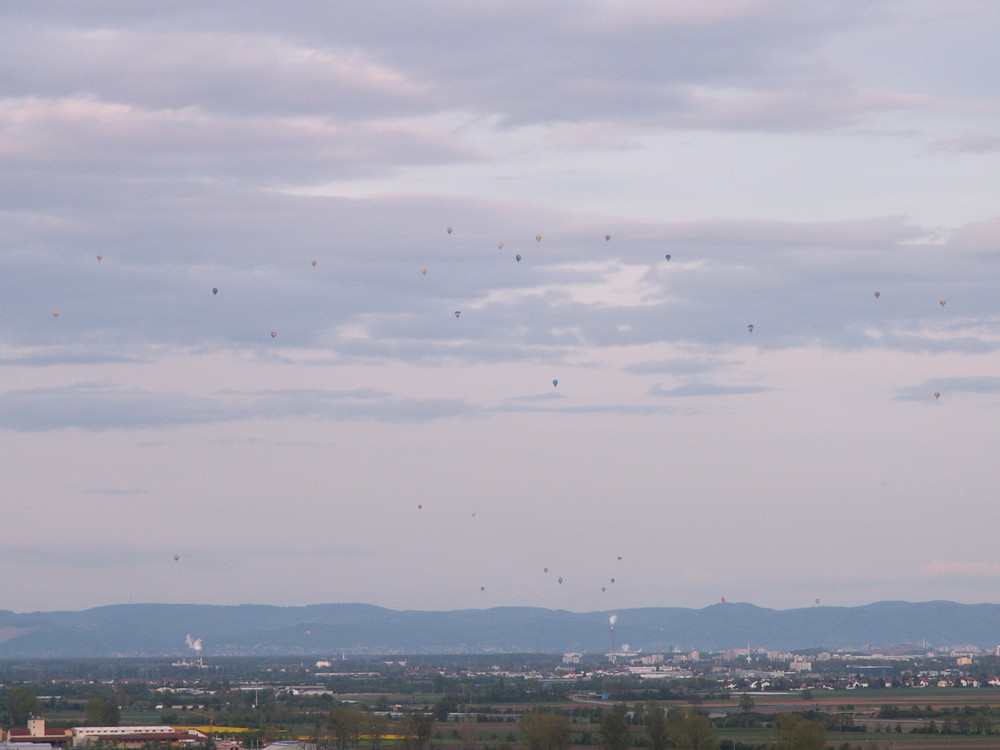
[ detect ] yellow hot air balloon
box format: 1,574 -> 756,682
535,234 -> 542,242
939,298 -> 947,307
934,391 -> 941,399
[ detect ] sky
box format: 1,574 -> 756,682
2,1 -> 1000,615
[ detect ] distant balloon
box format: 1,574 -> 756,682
270,331 -> 277,338
747,324 -> 754,333
552,379 -> 558,388
447,226 -> 453,234
602,587 -> 606,592
212,288 -> 218,295
52,311 -> 59,318
311,259 -> 317,267
417,504 -> 423,509
558,576 -> 564,584
721,596 -> 726,603
605,233 -> 611,241
173,554 -> 180,562
471,512 -> 477,517
497,241 -> 504,250
617,555 -> 622,561
665,254 -> 671,261
535,234 -> 542,242
610,577 -> 616,583
874,290 -> 880,299
96,254 -> 103,262
516,254 -> 521,262
939,298 -> 947,307
543,567 -> 548,573
480,586 -> 485,592
454,311 -> 461,318
934,391 -> 941,399
815,598 -> 820,605
421,267 -> 428,275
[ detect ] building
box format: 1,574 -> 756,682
72,727 -> 206,748
4,719 -> 72,747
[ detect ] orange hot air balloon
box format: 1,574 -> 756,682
53,311 -> 59,318
939,299 -> 947,307
96,254 -> 103,262
497,241 -> 504,250
311,259 -> 317,267
421,267 -> 428,275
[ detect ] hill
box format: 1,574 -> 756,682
0,601 -> 996,657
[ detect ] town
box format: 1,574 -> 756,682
6,644 -> 1000,750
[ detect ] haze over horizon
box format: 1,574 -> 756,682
2,2 -> 999,615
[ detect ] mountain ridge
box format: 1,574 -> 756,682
0,600 -> 996,657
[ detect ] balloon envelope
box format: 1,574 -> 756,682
535,234 -> 542,242
212,288 -> 218,295
270,331 -> 277,338
665,254 -> 671,261
311,259 -> 317,267
934,391 -> 941,399
552,379 -> 558,387
173,554 -> 179,562
605,233 -> 611,241
96,254 -> 103,261
558,576 -> 563,584
454,311 -> 461,318
516,254 -> 521,262
447,226 -> 453,234
747,324 -> 754,333
940,298 -> 947,306
497,241 -> 504,249
421,267 -> 428,275
52,311 -> 59,318
874,291 -> 880,298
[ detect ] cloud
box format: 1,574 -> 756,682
893,376 -> 1000,402
649,381 -> 770,397
926,134 -> 1000,154
918,560 -> 1000,579
0,382 -> 480,431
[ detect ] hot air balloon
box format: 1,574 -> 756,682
874,291 -> 880,299
543,567 -> 549,573
311,259 -> 317,267
454,311 -> 461,318
497,241 -> 504,250
558,576 -> 564,584
417,504 -> 423,509
173,554 -> 180,562
447,226 -> 453,234
52,311 -> 59,318
421,267 -> 428,275
721,596 -> 726,603
602,587 -> 606,592
939,299 -> 947,307
212,288 -> 218,295
815,598 -> 820,605
480,586 -> 485,592
665,254 -> 671,261
610,578 -> 616,583
934,391 -> 941,399
96,254 -> 103,262
535,234 -> 542,242
747,324 -> 754,333
552,379 -> 558,387
516,254 -> 521,262
270,331 -> 277,338
617,555 -> 622,561
605,234 -> 611,241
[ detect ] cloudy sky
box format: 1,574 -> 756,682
2,1 -> 1000,615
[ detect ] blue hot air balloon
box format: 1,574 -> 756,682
552,379 -> 558,387
747,324 -> 754,333
212,288 -> 218,295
